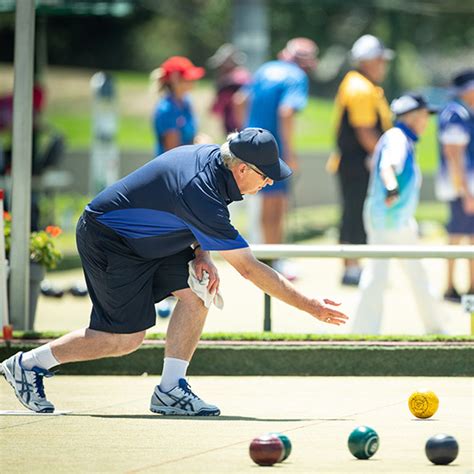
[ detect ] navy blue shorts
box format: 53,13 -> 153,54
76,212 -> 194,334
447,198 -> 474,235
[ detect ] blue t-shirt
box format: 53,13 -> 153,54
436,99 -> 474,201
246,60 -> 309,155
86,144 -> 248,259
153,94 -> 197,156
364,123 -> 421,230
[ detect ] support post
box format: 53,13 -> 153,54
461,295 -> 474,336
9,0 -> 36,330
263,293 -> 272,332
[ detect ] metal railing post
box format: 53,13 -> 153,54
263,293 -> 272,332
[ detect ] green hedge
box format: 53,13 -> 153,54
2,343 -> 473,376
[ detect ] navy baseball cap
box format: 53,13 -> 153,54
390,93 -> 437,116
452,69 -> 474,94
229,128 -> 292,181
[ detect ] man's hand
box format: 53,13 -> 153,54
385,194 -> 399,207
194,247 -> 220,294
308,298 -> 349,325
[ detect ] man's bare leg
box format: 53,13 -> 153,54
261,193 -> 287,244
1,326 -> 145,413
150,288 -> 220,415
446,234 -> 463,299
165,288 -> 209,361
50,328 -> 146,364
260,193 -> 298,279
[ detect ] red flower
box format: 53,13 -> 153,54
45,225 -> 62,238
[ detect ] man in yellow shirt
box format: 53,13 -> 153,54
334,35 -> 393,285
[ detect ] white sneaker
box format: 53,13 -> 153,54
0,352 -> 55,413
150,378 -> 220,416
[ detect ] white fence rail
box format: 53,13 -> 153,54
250,244 -> 474,260
247,244 -> 474,332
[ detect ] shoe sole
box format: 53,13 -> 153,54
0,361 -> 54,414
444,298 -> 461,303
150,405 -> 220,416
342,281 -> 359,287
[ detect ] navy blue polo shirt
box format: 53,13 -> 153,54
86,144 -> 248,259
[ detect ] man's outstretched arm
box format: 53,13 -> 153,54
220,247 -> 348,325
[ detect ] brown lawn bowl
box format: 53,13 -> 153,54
249,434 -> 285,466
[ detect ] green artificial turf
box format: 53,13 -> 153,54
12,331 -> 474,343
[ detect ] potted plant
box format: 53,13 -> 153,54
3,211 -> 62,329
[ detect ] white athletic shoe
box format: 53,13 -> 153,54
150,378 -> 220,416
0,352 -> 55,413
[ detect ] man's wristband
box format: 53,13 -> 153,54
191,243 -> 201,251
385,187 -> 400,199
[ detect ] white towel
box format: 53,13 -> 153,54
187,260 -> 224,310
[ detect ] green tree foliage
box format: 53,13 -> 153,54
0,0 -> 472,89
122,0 -> 232,70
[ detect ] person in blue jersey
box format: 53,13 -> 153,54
351,94 -> 445,334
151,56 -> 204,156
235,38 -> 318,280
435,69 -> 474,302
1,128 -> 348,416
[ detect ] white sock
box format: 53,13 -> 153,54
159,357 -> 189,392
21,344 -> 60,371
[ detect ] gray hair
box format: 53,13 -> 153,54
220,132 -> 245,169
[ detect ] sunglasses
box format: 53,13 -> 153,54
246,163 -> 269,181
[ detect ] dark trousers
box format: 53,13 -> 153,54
337,167 -> 370,245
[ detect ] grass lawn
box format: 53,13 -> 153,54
12,330 -> 474,342
0,66 -> 438,173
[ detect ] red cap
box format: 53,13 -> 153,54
160,56 -> 205,83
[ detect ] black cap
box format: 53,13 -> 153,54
229,128 -> 292,181
452,68 -> 474,93
390,93 -> 438,116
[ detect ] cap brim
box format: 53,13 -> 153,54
258,158 -> 293,181
453,80 -> 474,94
183,67 -> 205,81
394,105 -> 439,116
208,52 -> 246,69
207,54 -> 227,69
382,49 -> 395,60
